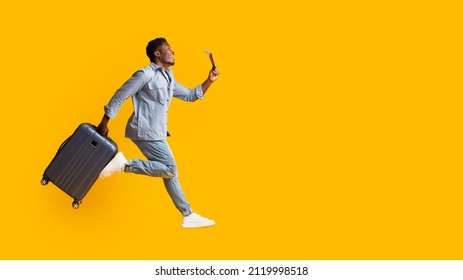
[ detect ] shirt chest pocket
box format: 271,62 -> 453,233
147,83 -> 168,104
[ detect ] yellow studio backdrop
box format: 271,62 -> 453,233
0,0 -> 462,259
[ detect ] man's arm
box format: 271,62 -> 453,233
97,69 -> 150,136
173,67 -> 220,101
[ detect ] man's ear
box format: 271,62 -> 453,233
154,50 -> 160,58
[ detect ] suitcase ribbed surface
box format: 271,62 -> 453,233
44,123 -> 118,200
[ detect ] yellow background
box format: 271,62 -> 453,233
1,0 -> 462,259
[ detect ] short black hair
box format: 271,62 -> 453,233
146,38 -> 168,62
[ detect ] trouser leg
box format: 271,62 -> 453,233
125,140 -> 193,216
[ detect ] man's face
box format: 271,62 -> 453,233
156,43 -> 175,66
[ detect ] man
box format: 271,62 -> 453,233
96,38 -> 219,228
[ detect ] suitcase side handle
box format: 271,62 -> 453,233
57,135 -> 71,154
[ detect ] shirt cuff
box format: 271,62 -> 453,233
104,105 -> 117,119
195,85 -> 204,100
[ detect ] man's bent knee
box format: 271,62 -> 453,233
162,166 -> 178,179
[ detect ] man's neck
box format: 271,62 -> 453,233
154,61 -> 169,72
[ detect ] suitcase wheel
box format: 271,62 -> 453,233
40,178 -> 49,186
72,200 -> 82,209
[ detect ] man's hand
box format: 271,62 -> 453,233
201,67 -> 220,94
208,67 -> 220,82
97,114 -> 110,136
97,123 -> 109,137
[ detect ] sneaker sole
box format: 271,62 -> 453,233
182,221 -> 216,229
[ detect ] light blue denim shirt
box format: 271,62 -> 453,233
104,63 -> 204,140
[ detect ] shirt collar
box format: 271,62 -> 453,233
150,62 -> 171,74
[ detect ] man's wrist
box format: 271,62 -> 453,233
101,114 -> 110,124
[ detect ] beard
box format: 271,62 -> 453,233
162,56 -> 175,66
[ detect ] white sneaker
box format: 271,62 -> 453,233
182,213 -> 216,228
98,152 -> 128,179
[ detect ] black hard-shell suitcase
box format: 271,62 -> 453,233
41,123 -> 118,209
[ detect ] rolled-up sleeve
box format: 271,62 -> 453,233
104,70 -> 149,119
172,80 -> 204,102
